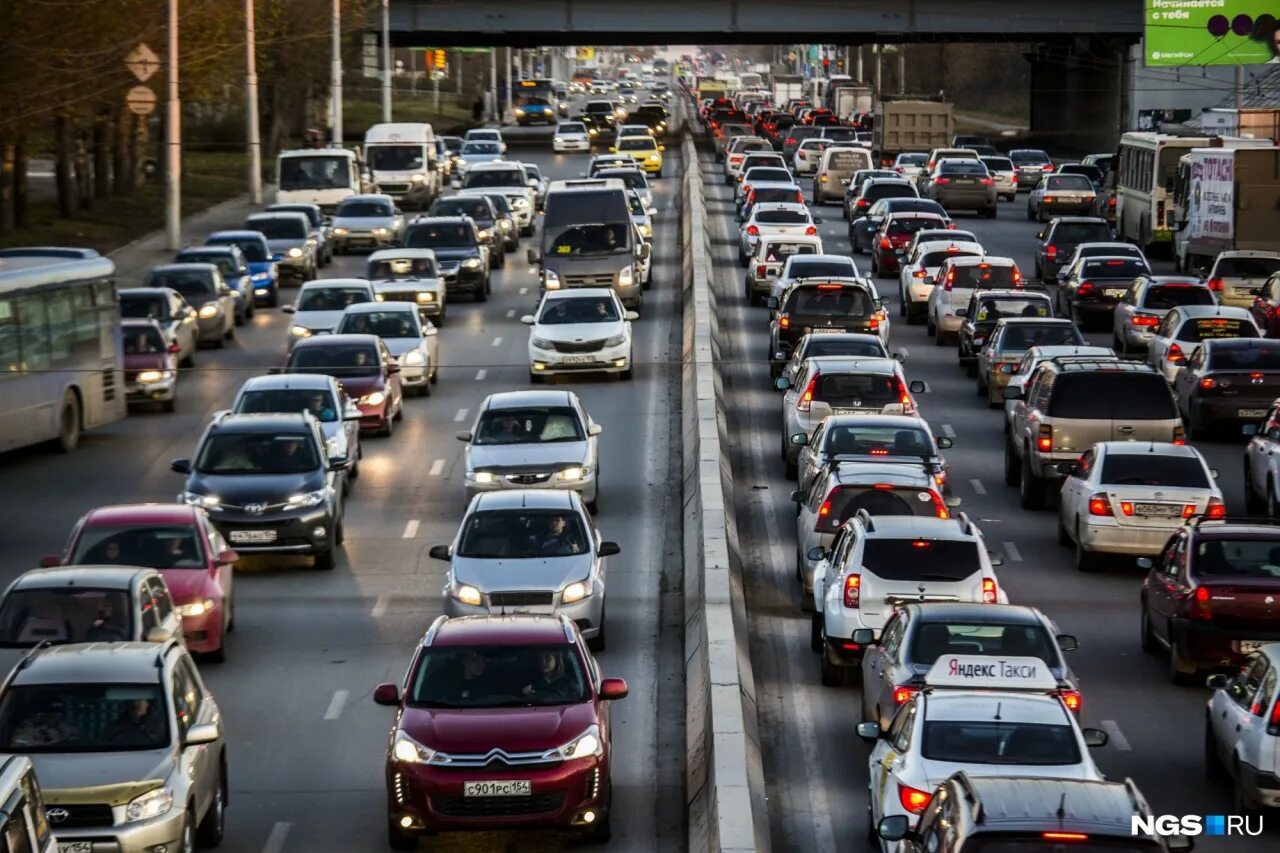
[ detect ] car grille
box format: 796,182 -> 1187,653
381,182 -> 410,193
439,262 -> 461,275
551,339 -> 607,354
490,591 -> 555,607
124,369 -> 140,384
380,290 -> 420,303
432,792 -> 565,817
47,803 -> 114,828
562,273 -> 616,287
505,473 -> 552,485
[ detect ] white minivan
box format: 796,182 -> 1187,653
363,123 -> 441,210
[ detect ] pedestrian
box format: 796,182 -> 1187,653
472,95 -> 484,123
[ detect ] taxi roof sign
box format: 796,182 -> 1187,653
924,654 -> 1057,691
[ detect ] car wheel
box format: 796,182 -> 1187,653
1204,724 -> 1228,782
349,454 -> 360,480
387,816 -> 418,851
586,487 -> 599,515
1269,484 -> 1280,520
1140,602 -> 1160,654
1168,631 -> 1196,686
1018,450 -> 1045,510
1233,759 -> 1262,816
966,359 -> 978,378
1074,527 -> 1096,572
810,613 -> 823,652
54,392 -> 81,453
784,453 -> 798,481
204,634 -> 227,664
1025,204 -> 1034,221
926,314 -> 936,337
819,644 -> 848,687
268,291 -> 279,308
195,766 -> 227,846
1003,439 -> 1020,487
161,397 -> 176,413
379,413 -> 394,438
898,291 -> 907,318
314,539 -> 337,571
974,374 -> 985,396
985,205 -> 997,219
475,282 -> 487,302
419,371 -> 432,397
1057,515 -> 1071,546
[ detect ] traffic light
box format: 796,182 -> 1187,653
430,49 -> 446,70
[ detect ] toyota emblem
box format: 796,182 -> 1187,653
46,807 -> 69,824
244,502 -> 266,515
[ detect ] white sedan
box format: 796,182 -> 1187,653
553,121 -> 591,152
898,239 -> 984,324
523,288 -> 638,381
738,203 -> 819,266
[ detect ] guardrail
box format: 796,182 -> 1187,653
679,127 -> 770,853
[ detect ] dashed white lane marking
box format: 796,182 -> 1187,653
323,690 -> 349,720
475,369 -> 487,380
518,286 -> 529,295
492,336 -> 503,347
262,822 -> 291,853
402,520 -> 419,539
1101,720 -> 1132,751
429,459 -> 445,476
506,309 -> 516,318
1003,541 -> 1024,562
941,423 -> 957,438
371,594 -> 389,618
453,408 -> 469,422
969,479 -> 987,496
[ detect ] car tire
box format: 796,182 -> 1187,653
974,374 -> 985,396
529,371 -> 545,384
314,539 -> 336,571
819,645 -> 847,687
379,414 -> 394,438
204,636 -> 227,664
1019,450 -> 1045,510
387,816 -> 418,851
1057,515 -> 1071,546
588,610 -> 607,653
966,360 -> 978,378
586,488 -> 599,515
926,314 -> 936,337
1003,439 -> 1019,486
268,291 -> 279,308
161,398 -> 177,413
54,392 -> 81,454
1140,603 -> 1160,654
784,454 -> 798,481
985,205 -> 997,219
1233,759 -> 1262,816
1168,632 -> 1196,686
176,813 -> 195,853
810,613 -> 823,653
195,767 -> 227,847
1074,528 -> 1096,573
1204,724 -> 1228,782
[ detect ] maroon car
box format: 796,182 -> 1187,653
871,212 -> 949,278
283,333 -> 403,436
1140,517 -> 1280,685
375,614 -> 628,848
122,318 -> 179,412
1250,276 -> 1280,337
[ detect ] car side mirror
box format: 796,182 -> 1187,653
1136,557 -> 1154,570
775,377 -> 792,390
1002,386 -> 1023,400
167,342 -> 182,354
924,275 -> 936,285
877,815 -> 911,843
1082,728 -> 1109,748
936,436 -> 953,449
588,423 -> 603,436
146,626 -> 175,643
455,430 -> 472,442
1056,462 -> 1078,475
183,722 -> 220,748
215,549 -> 240,565
637,243 -> 651,260
790,433 -> 809,446
852,628 -> 876,645
812,216 -> 823,224
328,456 -> 351,472
428,544 -> 452,561
373,683 -> 401,706
170,458 -> 191,474
658,145 -> 666,152
855,721 -> 882,742
987,551 -> 1005,567
945,496 -> 963,508
806,546 -> 827,562
625,310 -> 639,321
527,248 -> 540,264
608,146 -> 617,153
520,314 -> 536,325
342,404 -> 362,421
599,677 -> 629,699
598,541 -> 621,557
955,308 -> 967,317
998,363 -> 1016,375
219,285 -> 233,296
908,380 -> 926,394
764,296 -> 779,309
1206,673 -> 1230,691
1056,634 -> 1079,652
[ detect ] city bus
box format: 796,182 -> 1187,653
0,248 -> 126,454
513,78 -> 555,107
1115,132 -> 1210,249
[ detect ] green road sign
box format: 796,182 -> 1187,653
1144,1 -> 1280,66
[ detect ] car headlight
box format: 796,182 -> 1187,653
478,228 -> 493,242
285,489 -> 327,509
544,269 -> 561,289
546,725 -> 603,761
136,369 -> 173,384
462,257 -> 482,269
359,391 -> 386,406
180,491 -> 220,509
332,227 -> 349,236
402,348 -> 425,365
325,435 -> 343,455
410,173 -> 426,183
451,582 -> 483,606
512,197 -> 530,209
499,219 -> 512,232
618,267 -> 634,288
372,228 -> 389,236
558,465 -> 590,481
287,247 -> 304,259
531,335 -> 554,350
290,324 -> 312,338
561,579 -> 590,604
603,333 -> 627,347
515,108 -> 526,116
375,294 -> 386,301
392,729 -> 439,764
472,471 -> 499,484
416,291 -> 435,303
125,787 -> 174,823
198,303 -> 219,319
648,154 -> 661,162
589,129 -> 599,136
178,598 -> 216,618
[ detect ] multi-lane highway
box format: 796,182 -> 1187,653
0,126 -> 685,852
700,146 -> 1262,851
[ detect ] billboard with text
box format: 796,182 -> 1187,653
1145,1 -> 1280,66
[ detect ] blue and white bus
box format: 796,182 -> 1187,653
0,248 -> 126,453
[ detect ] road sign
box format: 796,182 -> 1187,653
125,44 -> 160,83
126,85 -> 156,116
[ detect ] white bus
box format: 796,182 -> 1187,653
0,248 -> 126,453
1115,132 -> 1211,249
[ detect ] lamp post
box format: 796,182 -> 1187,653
245,0 -> 262,204
165,0 -> 181,250
330,0 -> 343,145
381,0 -> 392,121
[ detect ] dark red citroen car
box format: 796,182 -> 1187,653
284,333 -> 403,436
375,614 -> 628,848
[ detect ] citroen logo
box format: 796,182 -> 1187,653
244,502 -> 266,515
46,808 -> 69,824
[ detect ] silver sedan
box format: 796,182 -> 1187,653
738,203 -> 818,265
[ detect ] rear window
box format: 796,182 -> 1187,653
948,263 -> 1017,288
907,621 -> 1060,666
558,123 -> 586,133
897,154 -> 927,166
1178,317 -> 1257,343
995,323 -> 1081,350
1046,175 -> 1093,191
788,261 -> 855,278
763,242 -> 817,261
923,250 -> 980,268
860,538 -> 982,580
1052,222 -> 1112,244
753,188 -> 801,204
865,184 -> 918,201
1194,538 -> 1280,579
1208,344 -> 1280,370
1082,258 -> 1146,278
1099,454 -> 1208,488
756,209 -> 809,224
1048,373 -> 1176,420
888,217 -> 941,235
1214,257 -> 1280,278
981,157 -> 1013,171
922,721 -> 1081,765
745,168 -> 791,183
803,339 -> 887,359
823,425 -> 933,457
1011,150 -> 1051,165
786,286 -> 873,317
938,162 -> 988,175
1141,284 -> 1214,309
964,841 -> 1162,853
814,372 -> 899,405
820,485 -> 940,529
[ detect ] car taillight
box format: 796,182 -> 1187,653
1199,376 -> 1216,390
1268,697 -> 1280,736
943,270 -> 955,291
805,225 -> 817,235
982,577 -> 998,604
933,177 -> 951,185
898,782 -> 932,815
785,137 -> 796,146
1131,313 -> 1160,327
1167,342 -> 1185,363
797,374 -> 817,411
746,224 -> 759,236
1207,276 -> 1224,292
881,158 -> 894,166
1036,424 -> 1053,452
929,490 -> 948,519
778,314 -> 790,329
795,190 -> 805,204
1108,196 -> 1116,209
869,316 -> 880,331
1043,163 -> 1055,171
893,685 -> 918,705
1044,195 -> 1056,204
856,199 -> 870,208
895,165 -> 905,173
1077,280 -> 1095,296
880,237 -> 892,250
1044,833 -> 1088,842
980,177 -> 994,185
1190,585 -> 1213,620
912,269 -> 927,278
897,381 -> 917,416
1058,690 -> 1082,713
756,264 -> 767,277
1173,423 -> 1186,445
843,573 -> 861,608
1088,493 -> 1113,517
1205,496 -> 1226,519
1045,244 -> 1057,259
798,151 -> 807,159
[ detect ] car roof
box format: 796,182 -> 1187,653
807,356 -> 899,373
912,602 -> 1045,625
944,256 -> 1016,267
860,515 -> 971,539
798,332 -> 883,346
10,642 -> 178,686
148,263 -> 215,275
82,503 -> 200,525
338,193 -> 394,204
820,414 -> 927,430
207,230 -> 266,241
245,211 -> 309,222
1191,520 -> 1280,539
1205,337 -> 1280,350
10,566 -> 153,592
974,289 -> 1045,300
430,614 -> 574,647
924,692 -> 1069,725
120,317 -> 166,331
368,248 -> 437,261
292,333 -> 381,349
994,317 -> 1074,327
177,246 -> 236,256
1046,216 -> 1108,225
543,287 -> 616,301
212,412 -> 312,433
1025,345 -> 1114,359
787,254 -> 854,265
239,373 -> 335,394
472,490 -> 578,511
118,287 -> 174,298
484,389 -> 576,409
915,240 -> 977,254
955,776 -> 1143,835
342,301 -> 416,315
1173,305 -> 1252,319
468,161 -> 521,171
1096,440 -> 1198,458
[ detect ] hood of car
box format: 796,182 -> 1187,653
185,470 -> 325,506
533,321 -> 625,342
468,442 -> 589,473
292,309 -> 347,332
124,352 -> 169,371
451,553 -> 593,593
430,247 -> 481,263
333,216 -> 396,229
158,567 -> 217,604
19,750 -> 174,805
400,702 -> 598,755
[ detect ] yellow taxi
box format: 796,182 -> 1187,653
610,134 -> 665,177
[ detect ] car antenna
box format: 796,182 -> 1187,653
1056,792 -> 1068,820
992,701 -> 1002,721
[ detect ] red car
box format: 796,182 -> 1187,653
375,614 -> 628,848
122,318 -> 179,412
1140,517 -> 1280,685
1249,277 -> 1280,337
284,333 -> 404,436
44,503 -> 237,660
871,212 -> 950,278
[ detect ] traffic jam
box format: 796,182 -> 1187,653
695,55 -> 1280,852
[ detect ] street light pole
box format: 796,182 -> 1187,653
245,0 -> 262,204
165,0 -> 181,250
330,0 -> 342,145
489,47 -> 498,124
380,0 -> 392,122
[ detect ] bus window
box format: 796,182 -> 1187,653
46,289 -> 74,368
0,300 -> 16,374
14,296 -> 49,372
71,283 -> 98,357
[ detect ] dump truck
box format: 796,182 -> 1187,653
870,96 -> 954,167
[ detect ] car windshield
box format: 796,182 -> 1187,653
1046,175 -> 1093,191
548,224 -> 630,257
1082,258 -> 1147,278
146,272 -> 213,299
405,223 -> 474,249
1215,257 -> 1280,278
824,425 -> 933,457
618,138 -> 656,151
463,169 -> 525,188
974,301 -> 1053,327
289,344 -> 380,378
473,406 -> 585,445
909,621 -> 1059,665
279,156 -> 350,190
195,432 -> 319,475
1052,222 -> 1112,244
457,510 -> 590,558
119,296 -> 168,320
237,388 -> 340,423
803,339 -> 887,359
788,286 -> 873,317
1048,374 -> 1177,420
249,218 -> 307,240
70,524 -> 204,569
921,721 -> 1080,765
860,538 -> 981,579
0,590 -> 135,647
207,237 -> 268,262
337,310 -> 417,338
1208,344 -> 1280,370
756,209 -> 809,225
539,296 -> 620,324
432,198 -> 493,221
366,145 -> 423,171
298,286 -> 371,312
368,257 -> 436,280
1142,284 -> 1214,309
0,684 -> 169,752
336,200 -> 393,217
123,327 -> 167,355
558,123 -> 586,134
1179,317 -> 1257,343
177,253 -> 236,276
1098,454 -> 1208,488
409,645 -> 589,708
1195,538 -> 1280,578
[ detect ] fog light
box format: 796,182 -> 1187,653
612,358 -> 628,367
532,363 -> 546,371
254,288 -> 267,295
582,810 -> 596,824
312,526 -> 327,538
400,816 -> 413,829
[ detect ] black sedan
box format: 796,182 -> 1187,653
1173,338 -> 1280,439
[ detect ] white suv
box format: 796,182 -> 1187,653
1205,644 -> 1280,811
811,511 -> 1007,686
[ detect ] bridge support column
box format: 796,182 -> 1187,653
1027,37 -> 1132,155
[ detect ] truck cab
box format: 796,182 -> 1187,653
362,123 -> 441,211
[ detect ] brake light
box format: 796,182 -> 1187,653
1012,268 -> 1022,285
1043,163 -> 1055,171
746,224 -> 759,236
795,190 -> 805,205
756,264 -> 767,278
895,165 -> 905,173
912,269 -> 927,278
797,374 -> 818,411
1182,503 -> 1198,519
1043,833 -> 1087,842
1205,496 -> 1226,519
778,314 -> 790,329
980,177 -> 994,185
1088,493 -> 1113,517
982,577 -> 998,604
785,137 -> 796,146
1199,377 -> 1216,390
1207,276 -> 1223,292
1167,342 -> 1185,364
818,496 -> 832,518
1045,244 -> 1057,259
893,685 -> 918,705
798,152 -> 807,160
843,573 -> 861,608
1058,690 -> 1082,712
929,490 -> 948,519
1190,585 -> 1213,621
1037,424 -> 1053,452
897,782 -> 932,815
933,177 -> 951,185
1077,280 -> 1095,296
880,237 -> 893,251
856,199 -> 870,208
1131,313 -> 1160,327
805,225 -> 818,236
1108,196 -> 1116,209
943,269 -> 955,291
1044,195 -> 1056,204
1173,424 -> 1186,445
1268,696 -> 1280,735
1120,500 -> 1134,516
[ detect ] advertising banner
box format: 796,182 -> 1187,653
1144,1 -> 1280,66
1188,151 -> 1235,244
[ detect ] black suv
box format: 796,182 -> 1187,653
171,412 -> 349,570
403,216 -> 491,299
766,279 -> 881,371
1034,216 -> 1114,283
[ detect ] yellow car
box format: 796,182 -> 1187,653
610,135 -> 665,177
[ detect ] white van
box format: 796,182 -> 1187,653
362,123 -> 441,210
275,148 -> 372,212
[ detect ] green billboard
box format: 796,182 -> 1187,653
1144,1 -> 1280,66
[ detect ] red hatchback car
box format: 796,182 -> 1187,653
284,333 -> 404,437
375,614 -> 628,849
44,503 -> 237,661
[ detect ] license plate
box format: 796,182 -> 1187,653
1133,503 -> 1182,517
464,779 -> 531,797
953,179 -> 975,185
1240,409 -> 1268,418
807,326 -> 846,333
841,178 -> 850,185
229,529 -> 277,544
59,844 -> 93,853
561,355 -> 597,364
833,408 -> 877,415
1105,288 -> 1127,299
1238,640 -> 1267,654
